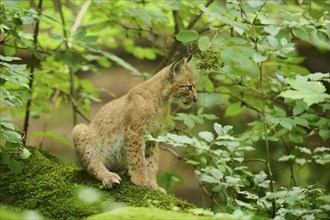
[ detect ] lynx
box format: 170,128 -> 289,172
72,56 -> 197,193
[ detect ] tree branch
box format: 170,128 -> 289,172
22,0 -> 43,145
172,10 -> 184,35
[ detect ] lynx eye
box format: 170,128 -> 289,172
187,84 -> 193,91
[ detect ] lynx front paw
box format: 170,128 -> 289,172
102,173 -> 121,189
130,176 -> 151,187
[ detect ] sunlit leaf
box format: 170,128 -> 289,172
198,36 -> 210,51
175,30 -> 199,43
199,131 -> 214,143
280,79 -> 330,106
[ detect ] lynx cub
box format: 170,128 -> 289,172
72,56 -> 197,193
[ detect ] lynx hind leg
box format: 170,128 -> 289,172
72,124 -> 121,189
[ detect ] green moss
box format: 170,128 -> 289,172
0,206 -> 24,220
86,207 -> 217,220
0,205 -> 47,220
0,146 -> 194,219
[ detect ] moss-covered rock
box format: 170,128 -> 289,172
86,207 -> 215,220
0,147 -> 194,219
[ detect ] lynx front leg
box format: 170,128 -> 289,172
125,128 -> 151,187
73,124 -> 121,189
146,141 -> 166,193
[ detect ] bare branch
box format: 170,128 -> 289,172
22,0 -> 43,145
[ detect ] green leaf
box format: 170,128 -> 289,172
5,141 -> 19,149
190,115 -> 204,124
221,47 -> 235,62
32,131 -> 69,146
319,127 -> 330,141
280,79 -> 330,106
0,121 -> 16,130
214,123 -> 223,136
198,36 -> 210,51
199,131 -> 214,142
264,26 -> 281,36
100,51 -> 142,76
183,117 -> 195,129
19,148 -> 31,160
7,158 -> 22,174
295,158 -> 307,166
186,160 -> 200,165
247,0 -> 264,8
200,174 -> 219,184
294,117 -> 309,128
293,100 -> 307,115
252,53 -> 268,63
202,114 -> 218,120
225,102 -> 245,117
235,199 -> 256,210
225,176 -> 241,185
3,130 -> 21,143
279,119 -> 293,130
316,30 -> 329,43
157,172 -> 183,192
209,168 -> 223,179
274,106 -> 286,117
197,107 -> 204,115
297,146 -> 311,155
279,154 -> 295,162
312,153 -> 330,165
0,55 -> 21,62
0,114 -> 12,121
175,30 -> 199,43
292,27 -> 310,42
204,78 -> 214,92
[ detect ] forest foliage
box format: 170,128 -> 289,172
0,0 -> 330,219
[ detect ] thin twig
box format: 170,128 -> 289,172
217,91 -> 262,113
193,171 -> 221,208
280,137 -> 296,187
22,0 -> 43,145
159,145 -> 185,160
67,94 -> 91,123
243,158 -> 267,164
259,60 -> 276,217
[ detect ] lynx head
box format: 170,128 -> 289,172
167,55 -> 198,109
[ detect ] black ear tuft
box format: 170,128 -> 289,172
186,53 -> 193,63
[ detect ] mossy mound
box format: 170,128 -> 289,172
0,146 -> 194,219
0,205 -> 25,220
87,207 -> 215,220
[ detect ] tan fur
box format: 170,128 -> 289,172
72,58 -> 197,193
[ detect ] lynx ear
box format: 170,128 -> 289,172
169,57 -> 184,79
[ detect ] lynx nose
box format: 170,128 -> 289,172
193,96 -> 198,102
